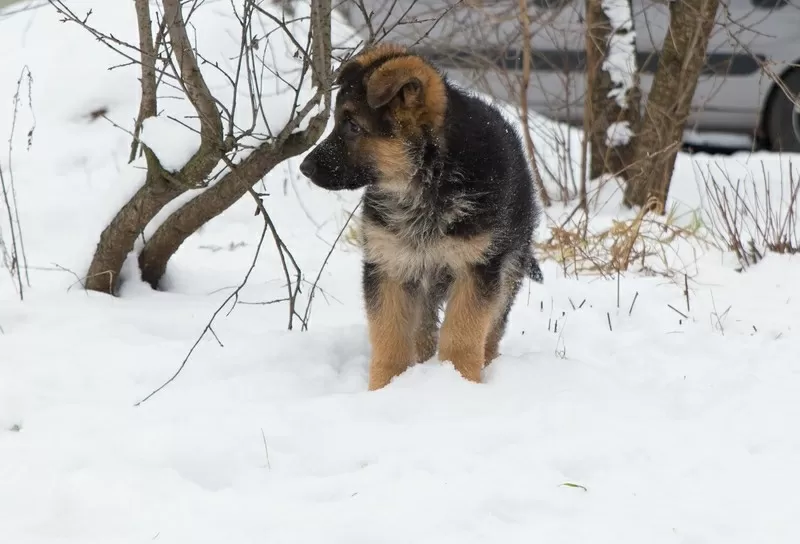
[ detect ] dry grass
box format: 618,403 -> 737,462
536,197 -> 711,278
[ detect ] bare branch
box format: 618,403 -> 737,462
517,0 -> 551,207
162,0 -> 224,149
129,0 -> 163,163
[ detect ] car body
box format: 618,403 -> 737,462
343,0 -> 800,151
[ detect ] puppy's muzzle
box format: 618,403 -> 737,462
299,155 -> 317,180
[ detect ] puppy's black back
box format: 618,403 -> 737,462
438,84 -> 541,264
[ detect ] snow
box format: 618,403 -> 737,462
605,120 -> 634,147
139,116 -> 200,173
601,0 -> 637,109
3,0 -> 800,542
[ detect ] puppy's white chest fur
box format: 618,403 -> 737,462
362,221 -> 490,282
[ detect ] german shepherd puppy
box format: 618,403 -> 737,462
299,44 -> 543,390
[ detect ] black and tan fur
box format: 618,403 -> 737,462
299,44 -> 543,390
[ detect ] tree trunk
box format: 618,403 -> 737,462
84,0 -> 172,293
84,169 -> 183,293
585,0 -> 641,182
624,0 -> 720,212
84,0 -> 225,294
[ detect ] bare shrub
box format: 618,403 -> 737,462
699,159 -> 800,269
46,0 -> 442,298
1,65 -> 34,301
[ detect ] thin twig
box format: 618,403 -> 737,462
0,161 -> 24,299
301,198 -> 362,331
667,304 -> 688,320
628,290 -> 639,316
250,187 -> 305,330
684,273 -> 690,313
517,0 -> 551,207
135,194 -> 272,406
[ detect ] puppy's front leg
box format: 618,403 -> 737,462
438,267 -> 495,383
363,262 -> 417,391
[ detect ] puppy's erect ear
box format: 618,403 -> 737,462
364,56 -> 447,129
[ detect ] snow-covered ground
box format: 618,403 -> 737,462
2,1 -> 800,543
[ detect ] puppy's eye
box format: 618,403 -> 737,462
343,118 -> 362,137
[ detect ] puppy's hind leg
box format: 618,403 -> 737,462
484,308 -> 508,367
485,264 -> 524,366
414,275 -> 449,364
484,296 -> 517,366
437,267 -> 496,383
414,300 -> 439,364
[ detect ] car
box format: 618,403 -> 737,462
342,0 -> 800,152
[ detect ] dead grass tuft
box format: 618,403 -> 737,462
537,197 -> 711,277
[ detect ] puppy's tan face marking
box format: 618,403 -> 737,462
359,138 -> 414,191
324,97 -> 415,192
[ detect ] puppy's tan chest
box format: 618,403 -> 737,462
362,222 -> 491,281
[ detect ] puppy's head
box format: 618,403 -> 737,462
299,43 -> 447,192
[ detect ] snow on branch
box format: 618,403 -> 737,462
601,0 -> 636,110
605,121 -> 634,147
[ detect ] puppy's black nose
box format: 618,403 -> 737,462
299,156 -> 316,179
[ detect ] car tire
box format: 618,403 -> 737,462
766,68 -> 800,153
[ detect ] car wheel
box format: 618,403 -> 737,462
767,68 -> 800,153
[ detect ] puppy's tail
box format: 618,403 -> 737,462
525,252 -> 544,284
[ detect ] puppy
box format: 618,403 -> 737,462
300,44 -> 543,390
